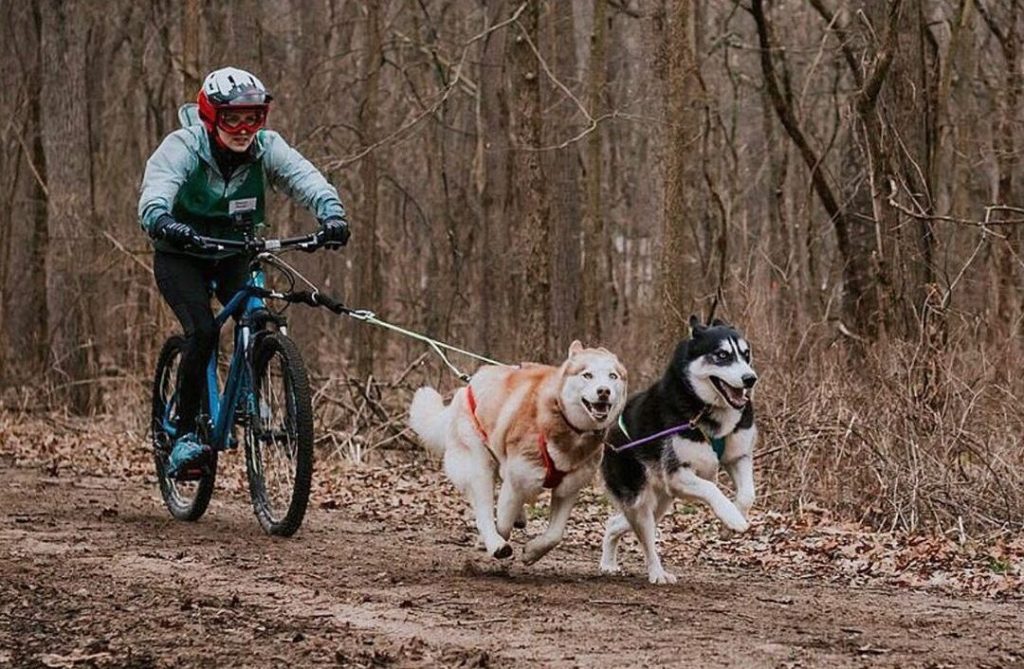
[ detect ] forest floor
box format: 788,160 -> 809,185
1,413 -> 1022,668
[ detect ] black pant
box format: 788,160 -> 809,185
154,251 -> 250,435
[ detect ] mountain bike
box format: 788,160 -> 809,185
151,230 -> 342,537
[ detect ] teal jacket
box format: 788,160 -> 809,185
138,104 -> 346,256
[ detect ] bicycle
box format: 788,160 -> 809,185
150,229 -> 343,537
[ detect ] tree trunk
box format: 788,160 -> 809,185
478,0 -> 512,361
866,0 -> 935,338
541,0 -> 582,355
659,0 -> 702,357
988,0 -> 1021,333
39,0 -> 97,412
354,2 -> 383,379
507,0 -> 551,360
181,0 -> 200,101
0,3 -> 48,384
582,0 -> 609,342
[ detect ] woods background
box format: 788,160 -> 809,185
1,0 -> 1022,536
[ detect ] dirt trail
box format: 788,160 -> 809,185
1,464 -> 1022,668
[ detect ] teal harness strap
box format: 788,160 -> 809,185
710,437 -> 727,460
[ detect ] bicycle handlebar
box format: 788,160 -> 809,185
189,231 -> 334,254
182,233 -> 352,314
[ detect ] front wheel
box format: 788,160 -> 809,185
244,332 -> 314,537
151,335 -> 217,521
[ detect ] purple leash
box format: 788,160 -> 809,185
606,414 -> 699,453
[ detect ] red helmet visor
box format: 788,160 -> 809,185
215,106 -> 267,135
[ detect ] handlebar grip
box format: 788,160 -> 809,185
272,290 -> 350,313
282,290 -> 317,306
313,292 -> 347,313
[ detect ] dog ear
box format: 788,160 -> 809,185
568,340 -> 584,356
688,314 -> 705,335
711,317 -> 729,327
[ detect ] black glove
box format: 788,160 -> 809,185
319,217 -> 350,247
151,214 -> 201,249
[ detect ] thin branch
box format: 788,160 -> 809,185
13,130 -> 48,200
856,0 -> 902,113
100,230 -> 153,273
322,2 -> 528,171
750,0 -> 846,249
512,14 -> 593,125
808,0 -> 864,87
886,179 -> 1024,228
975,0 -> 1007,45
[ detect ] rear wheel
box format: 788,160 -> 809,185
244,332 -> 314,537
151,335 -> 217,521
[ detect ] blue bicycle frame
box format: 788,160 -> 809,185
162,266 -> 271,451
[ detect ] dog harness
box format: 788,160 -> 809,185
614,413 -> 727,460
536,434 -> 567,489
466,386 -> 568,490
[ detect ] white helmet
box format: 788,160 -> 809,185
197,67 -> 272,133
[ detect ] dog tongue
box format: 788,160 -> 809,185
724,384 -> 746,406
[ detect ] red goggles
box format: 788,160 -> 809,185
215,107 -> 267,135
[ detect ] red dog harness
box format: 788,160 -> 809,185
536,434 -> 567,489
466,386 -> 567,490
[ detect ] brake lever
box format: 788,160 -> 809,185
189,238 -> 220,252
311,229 -> 346,251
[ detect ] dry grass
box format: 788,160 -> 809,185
752,316 -> 1024,537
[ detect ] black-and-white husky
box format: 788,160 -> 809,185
599,316 -> 758,584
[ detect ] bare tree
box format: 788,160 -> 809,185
583,0 -> 610,342
354,2 -> 384,379
541,0 -> 583,353
181,0 -> 200,100
659,0 -> 703,356
38,0 -> 98,412
508,0 -> 551,359
754,0 -> 902,341
979,0 -> 1023,332
478,0 -> 513,360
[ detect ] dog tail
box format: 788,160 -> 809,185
408,386 -> 451,457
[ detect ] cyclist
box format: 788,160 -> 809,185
138,66 -> 350,477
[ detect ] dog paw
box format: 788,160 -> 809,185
599,561 -> 620,575
514,507 -> 527,529
724,516 -> 750,534
718,507 -> 750,534
522,542 -> 549,566
492,543 -> 513,559
648,569 -> 677,585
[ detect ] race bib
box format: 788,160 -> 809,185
229,197 -> 257,215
